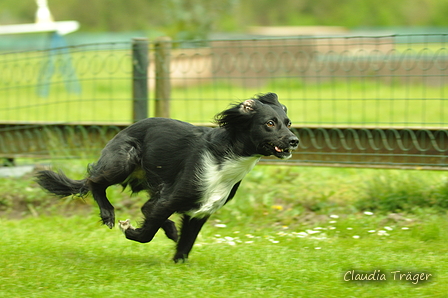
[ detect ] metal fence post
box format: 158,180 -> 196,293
154,36 -> 171,118
132,38 -> 149,122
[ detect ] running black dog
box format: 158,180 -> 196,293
36,93 -> 299,262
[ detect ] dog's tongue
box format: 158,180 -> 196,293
274,146 -> 283,152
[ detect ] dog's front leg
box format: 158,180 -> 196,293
118,221 -> 161,243
119,201 -> 175,243
162,219 -> 179,242
118,219 -> 135,232
173,215 -> 209,263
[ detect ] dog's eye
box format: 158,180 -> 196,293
266,120 -> 275,128
287,122 -> 292,128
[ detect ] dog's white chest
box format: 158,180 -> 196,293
189,153 -> 260,218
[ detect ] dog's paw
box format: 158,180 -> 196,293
118,219 -> 135,234
100,209 -> 115,229
103,218 -> 115,229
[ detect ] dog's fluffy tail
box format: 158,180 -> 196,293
36,170 -> 89,197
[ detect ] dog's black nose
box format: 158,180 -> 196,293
289,136 -> 299,148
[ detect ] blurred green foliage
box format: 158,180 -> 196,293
1,0 -> 448,39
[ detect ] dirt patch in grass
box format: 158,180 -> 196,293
0,169 -> 93,219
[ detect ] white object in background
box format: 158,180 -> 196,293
0,21 -> 79,36
0,0 -> 79,36
35,0 -> 54,24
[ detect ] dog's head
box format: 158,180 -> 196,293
215,93 -> 299,159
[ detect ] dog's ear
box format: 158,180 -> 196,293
239,99 -> 256,113
256,93 -> 288,114
256,93 -> 279,106
214,99 -> 257,130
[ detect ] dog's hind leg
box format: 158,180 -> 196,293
87,182 -> 116,228
86,141 -> 141,228
173,215 -> 209,263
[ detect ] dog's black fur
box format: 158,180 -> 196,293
36,93 -> 299,262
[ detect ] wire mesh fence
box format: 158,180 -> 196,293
0,34 -> 447,168
167,35 -> 448,127
0,42 -> 133,124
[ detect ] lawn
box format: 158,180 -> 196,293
0,164 -> 448,297
1,211 -> 447,297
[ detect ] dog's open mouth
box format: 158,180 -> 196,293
268,142 -> 293,159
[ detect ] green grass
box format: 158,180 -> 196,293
355,171 -> 448,213
1,213 -> 448,297
1,164 -> 448,297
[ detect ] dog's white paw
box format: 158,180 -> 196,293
118,219 -> 135,233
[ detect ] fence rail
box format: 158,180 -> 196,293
0,123 -> 446,170
0,34 -> 447,169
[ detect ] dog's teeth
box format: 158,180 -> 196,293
274,146 -> 283,152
